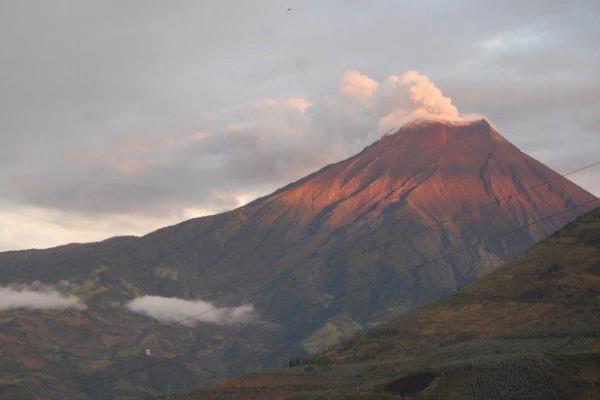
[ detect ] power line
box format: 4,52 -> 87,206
160,198 -> 600,396
71,197 -> 599,396
216,158 -> 600,317
94,157 -> 600,329
228,198 -> 598,340
6,155 -> 599,397
199,205 -> 600,385
5,199 -> 598,396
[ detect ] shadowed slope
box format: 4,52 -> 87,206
185,206 -> 600,400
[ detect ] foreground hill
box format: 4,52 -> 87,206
0,119 -> 596,398
185,205 -> 600,400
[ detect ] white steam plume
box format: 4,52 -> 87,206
377,70 -> 462,131
0,281 -> 85,311
336,69 -> 466,131
126,295 -> 256,326
397,70 -> 460,119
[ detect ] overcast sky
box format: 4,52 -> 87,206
1,0 -> 599,251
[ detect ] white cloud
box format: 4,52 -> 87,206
0,282 -> 84,311
397,70 -> 460,120
340,70 -> 379,101
126,295 -> 256,326
0,200 -> 219,251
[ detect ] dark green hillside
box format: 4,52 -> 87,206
185,206 -> 600,400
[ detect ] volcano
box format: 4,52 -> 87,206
0,118 -> 596,398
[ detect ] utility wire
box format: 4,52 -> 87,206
13,157 -> 600,396
72,197 -> 599,396
169,198 -> 600,396
90,158 -> 600,328
7,154 -> 600,395
228,198 -> 598,340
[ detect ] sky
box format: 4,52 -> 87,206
0,0 -> 599,251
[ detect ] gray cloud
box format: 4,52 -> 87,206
0,0 -> 599,250
5,70 -> 462,217
126,296 -> 256,326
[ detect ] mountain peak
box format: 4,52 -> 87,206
392,116 -> 497,138
400,116 -> 490,128
372,116 -> 507,160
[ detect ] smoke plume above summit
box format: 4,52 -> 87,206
337,69 -> 466,131
398,71 -> 460,120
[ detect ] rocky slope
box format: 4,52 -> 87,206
0,118 -> 596,398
